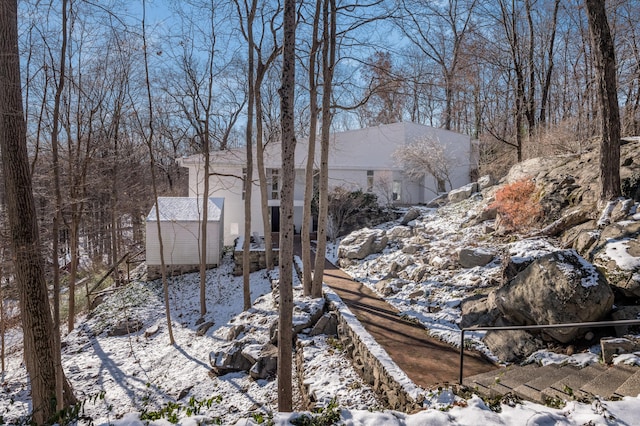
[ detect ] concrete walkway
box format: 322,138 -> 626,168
298,243 -> 497,388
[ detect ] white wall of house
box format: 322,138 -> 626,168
178,122 -> 472,245
146,197 -> 224,266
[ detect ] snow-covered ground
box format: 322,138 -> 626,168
2,198 -> 640,424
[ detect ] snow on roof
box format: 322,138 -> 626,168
146,197 -> 223,222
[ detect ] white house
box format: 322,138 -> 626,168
178,122 -> 473,246
146,197 -> 224,279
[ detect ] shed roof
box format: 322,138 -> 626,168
147,197 -> 224,222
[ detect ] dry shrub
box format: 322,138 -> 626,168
490,178 -> 542,231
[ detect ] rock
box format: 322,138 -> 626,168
338,228 -> 388,260
108,318 -> 144,336
477,175 -> 494,190
476,207 -> 497,223
429,255 -> 452,269
448,183 -> 478,203
611,306 -> 640,336
269,321 -> 278,344
293,298 -> 326,333
209,341 -> 253,375
177,386 -> 193,400
459,293 -> 500,329
611,198 -> 636,222
408,265 -> 429,282
196,321 -> 215,336
502,239 -> 556,282
425,193 -> 449,208
600,337 -> 640,364
408,290 -> 424,299
400,208 -> 420,225
144,324 -> 160,338
494,250 -> 614,343
387,225 -> 413,240
591,221 -> 640,297
459,248 -> 496,268
482,329 -> 543,363
573,229 -> 599,256
375,279 -> 396,296
401,245 -> 419,254
310,312 -> 338,336
249,344 -> 278,380
225,324 -> 246,341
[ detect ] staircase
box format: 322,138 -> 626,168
463,363 -> 640,405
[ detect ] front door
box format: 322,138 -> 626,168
270,206 -> 280,232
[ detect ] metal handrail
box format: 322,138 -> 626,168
459,319 -> 640,384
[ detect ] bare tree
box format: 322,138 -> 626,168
302,0 -> 323,295
311,0 -> 337,298
0,1 -> 76,421
140,0 -> 175,345
278,0 -> 296,411
398,0 -> 477,131
585,0 -> 621,202
393,136 -> 455,195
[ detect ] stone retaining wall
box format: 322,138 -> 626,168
295,287 -> 425,413
233,249 -> 279,276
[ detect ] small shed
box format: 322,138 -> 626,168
146,197 -> 224,280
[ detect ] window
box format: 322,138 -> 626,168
437,177 -> 446,193
366,170 -> 374,192
269,168 -> 280,200
392,180 -> 401,202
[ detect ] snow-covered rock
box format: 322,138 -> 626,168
448,182 -> 478,203
338,228 -> 388,260
494,250 -> 614,343
458,247 -> 496,268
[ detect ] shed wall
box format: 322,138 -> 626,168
146,221 -> 221,266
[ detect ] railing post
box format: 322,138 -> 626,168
459,329 -> 465,385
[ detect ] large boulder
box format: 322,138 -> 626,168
494,250 -> 614,343
338,228 -> 388,260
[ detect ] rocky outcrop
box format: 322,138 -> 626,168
494,250 -> 614,343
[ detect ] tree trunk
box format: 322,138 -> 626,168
585,0 -> 621,202
278,0 -> 296,411
0,2 -> 76,422
312,0 -> 336,298
302,0 -> 322,296
243,0 -> 257,311
141,0 -> 175,345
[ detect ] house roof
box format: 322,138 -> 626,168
147,197 -> 224,222
177,121 -> 470,171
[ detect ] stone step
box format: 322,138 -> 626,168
464,362 -> 640,406
614,368 -> 640,398
580,365 -> 638,399
540,364 -> 606,403
513,365 -> 577,404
